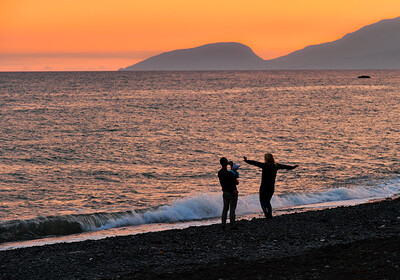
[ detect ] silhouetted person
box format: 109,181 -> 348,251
243,154 -> 298,219
218,157 -> 238,228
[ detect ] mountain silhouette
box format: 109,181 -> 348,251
119,17 -> 400,71
264,17 -> 400,69
120,42 -> 264,71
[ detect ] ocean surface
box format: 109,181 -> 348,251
1,70 -> 399,249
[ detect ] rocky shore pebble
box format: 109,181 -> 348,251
1,198 -> 399,280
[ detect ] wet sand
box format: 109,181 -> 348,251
1,198 -> 399,280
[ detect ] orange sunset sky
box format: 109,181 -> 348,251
1,0 -> 399,71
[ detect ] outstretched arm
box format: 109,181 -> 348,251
277,163 -> 299,170
243,156 -> 263,168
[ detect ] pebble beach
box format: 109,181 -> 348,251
1,197 -> 399,280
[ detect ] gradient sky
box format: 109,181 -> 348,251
1,0 -> 399,71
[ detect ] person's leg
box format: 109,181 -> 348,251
259,191 -> 268,217
221,195 -> 230,226
229,195 -> 238,226
265,192 -> 274,219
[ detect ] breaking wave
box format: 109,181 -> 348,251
1,178 -> 399,243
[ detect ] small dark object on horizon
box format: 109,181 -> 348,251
358,75 -> 371,78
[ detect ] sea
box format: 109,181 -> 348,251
1,70 -> 399,250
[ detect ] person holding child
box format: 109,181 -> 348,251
218,157 -> 239,228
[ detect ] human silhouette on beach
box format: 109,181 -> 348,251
218,157 -> 239,228
243,154 -> 298,219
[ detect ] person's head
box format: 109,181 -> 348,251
220,157 -> 228,167
232,163 -> 240,171
264,153 -> 275,164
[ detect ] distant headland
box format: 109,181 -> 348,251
119,17 -> 400,71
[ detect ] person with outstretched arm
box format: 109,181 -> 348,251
218,157 -> 239,229
243,153 -> 298,219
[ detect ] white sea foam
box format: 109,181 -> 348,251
2,178 -> 399,251
93,194 -> 222,231
92,178 -> 400,231
272,179 -> 400,209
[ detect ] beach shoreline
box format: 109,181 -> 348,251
1,197 -> 399,279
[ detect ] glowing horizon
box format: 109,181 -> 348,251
1,0 -> 399,71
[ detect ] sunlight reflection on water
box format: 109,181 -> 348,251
0,70 -> 399,222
